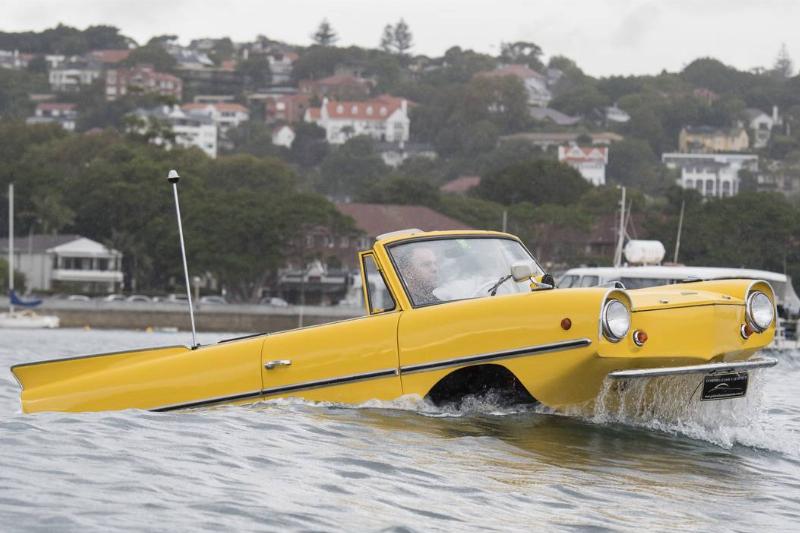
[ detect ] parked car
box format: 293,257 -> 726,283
99,294 -> 126,302
126,295 -> 152,303
66,294 -> 91,302
259,296 -> 289,307
11,229 -> 778,414
199,295 -> 228,305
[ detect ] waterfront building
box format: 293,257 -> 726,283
0,234 -> 123,293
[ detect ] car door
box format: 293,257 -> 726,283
259,252 -> 402,403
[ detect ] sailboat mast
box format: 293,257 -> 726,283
8,184 -> 13,313
673,200 -> 685,264
613,186 -> 626,267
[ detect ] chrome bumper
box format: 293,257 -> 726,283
608,357 -> 778,379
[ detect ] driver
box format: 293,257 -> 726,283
403,246 -> 440,305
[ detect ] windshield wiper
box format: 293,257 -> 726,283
488,275 -> 512,296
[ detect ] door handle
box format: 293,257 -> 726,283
264,359 -> 292,370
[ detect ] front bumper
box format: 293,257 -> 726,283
607,357 -> 778,379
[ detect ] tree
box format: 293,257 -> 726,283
606,139 -> 667,193
319,136 -> 389,199
379,25 -> 394,53
474,159 -> 591,206
394,19 -> 413,56
380,20 -> 413,56
772,43 -> 794,79
311,19 -> 338,46
236,55 -> 271,89
360,175 -> 440,207
499,41 -> 544,70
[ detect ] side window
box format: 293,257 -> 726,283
558,275 -> 577,288
362,254 -> 396,314
579,275 -> 599,287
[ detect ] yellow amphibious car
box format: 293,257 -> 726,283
12,229 -> 778,413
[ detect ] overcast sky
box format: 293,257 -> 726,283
4,0 -> 799,77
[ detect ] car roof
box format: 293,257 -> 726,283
374,229 -> 516,246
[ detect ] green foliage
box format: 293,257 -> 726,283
311,19 -> 338,47
0,123 -> 352,299
0,258 -> 27,292
123,44 -> 177,73
500,42 -> 544,71
380,19 -> 413,56
288,122 -> 329,167
438,194 -> 505,230
606,139 -> 667,193
236,55 -> 271,89
474,159 -> 590,206
0,24 -> 133,54
319,136 -> 388,199
0,69 -> 48,118
360,175 -> 440,207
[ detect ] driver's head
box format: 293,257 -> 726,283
407,246 -> 438,290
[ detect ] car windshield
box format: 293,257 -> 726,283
389,237 -> 543,307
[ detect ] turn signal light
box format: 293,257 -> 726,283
632,329 -> 648,346
740,323 -> 755,339
561,318 -> 572,330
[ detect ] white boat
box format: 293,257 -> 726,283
1,184 -> 60,329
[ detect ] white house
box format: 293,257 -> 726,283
182,102 -> 250,135
26,102 -> 78,131
49,58 -> 102,92
129,106 -> 218,158
744,107 -> 780,149
558,144 -> 608,186
662,152 -> 759,198
476,64 -> 552,107
305,95 -> 410,145
271,125 -> 295,148
0,234 -> 123,293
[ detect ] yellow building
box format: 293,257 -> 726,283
679,126 -> 749,153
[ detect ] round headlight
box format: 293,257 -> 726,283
746,291 -> 774,332
602,299 -> 631,342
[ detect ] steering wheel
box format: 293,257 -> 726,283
472,278 -> 502,297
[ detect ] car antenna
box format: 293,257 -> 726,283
167,169 -> 198,349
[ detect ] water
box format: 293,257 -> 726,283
1,329 -> 799,531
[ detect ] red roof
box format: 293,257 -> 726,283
336,203 -> 473,238
558,145 -> 608,162
314,95 -> 407,121
90,49 -> 131,63
36,102 -> 77,111
440,176 -> 481,194
183,102 -> 249,113
476,64 -> 544,81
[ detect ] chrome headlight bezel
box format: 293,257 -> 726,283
602,299 -> 631,342
746,290 -> 774,332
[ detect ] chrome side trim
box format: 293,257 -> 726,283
261,368 -> 398,396
607,357 -> 778,379
400,338 -> 592,375
153,390 -> 264,412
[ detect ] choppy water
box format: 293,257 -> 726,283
1,329 -> 799,532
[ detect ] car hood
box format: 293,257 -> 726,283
628,288 -> 742,312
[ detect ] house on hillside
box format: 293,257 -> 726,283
679,126 -> 749,153
299,74 -> 372,100
261,93 -> 311,124
529,107 -> 581,126
743,107 -> 781,149
501,131 -> 623,150
558,144 -> 608,186
128,105 -> 218,158
49,57 -> 102,92
0,235 -> 123,293
305,95 -> 410,145
88,49 -> 131,65
106,65 -> 183,101
272,125 -> 295,148
182,102 -> 249,134
662,152 -> 758,198
26,102 -> 78,131
475,64 -> 552,107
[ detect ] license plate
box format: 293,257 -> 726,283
701,372 -> 748,401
